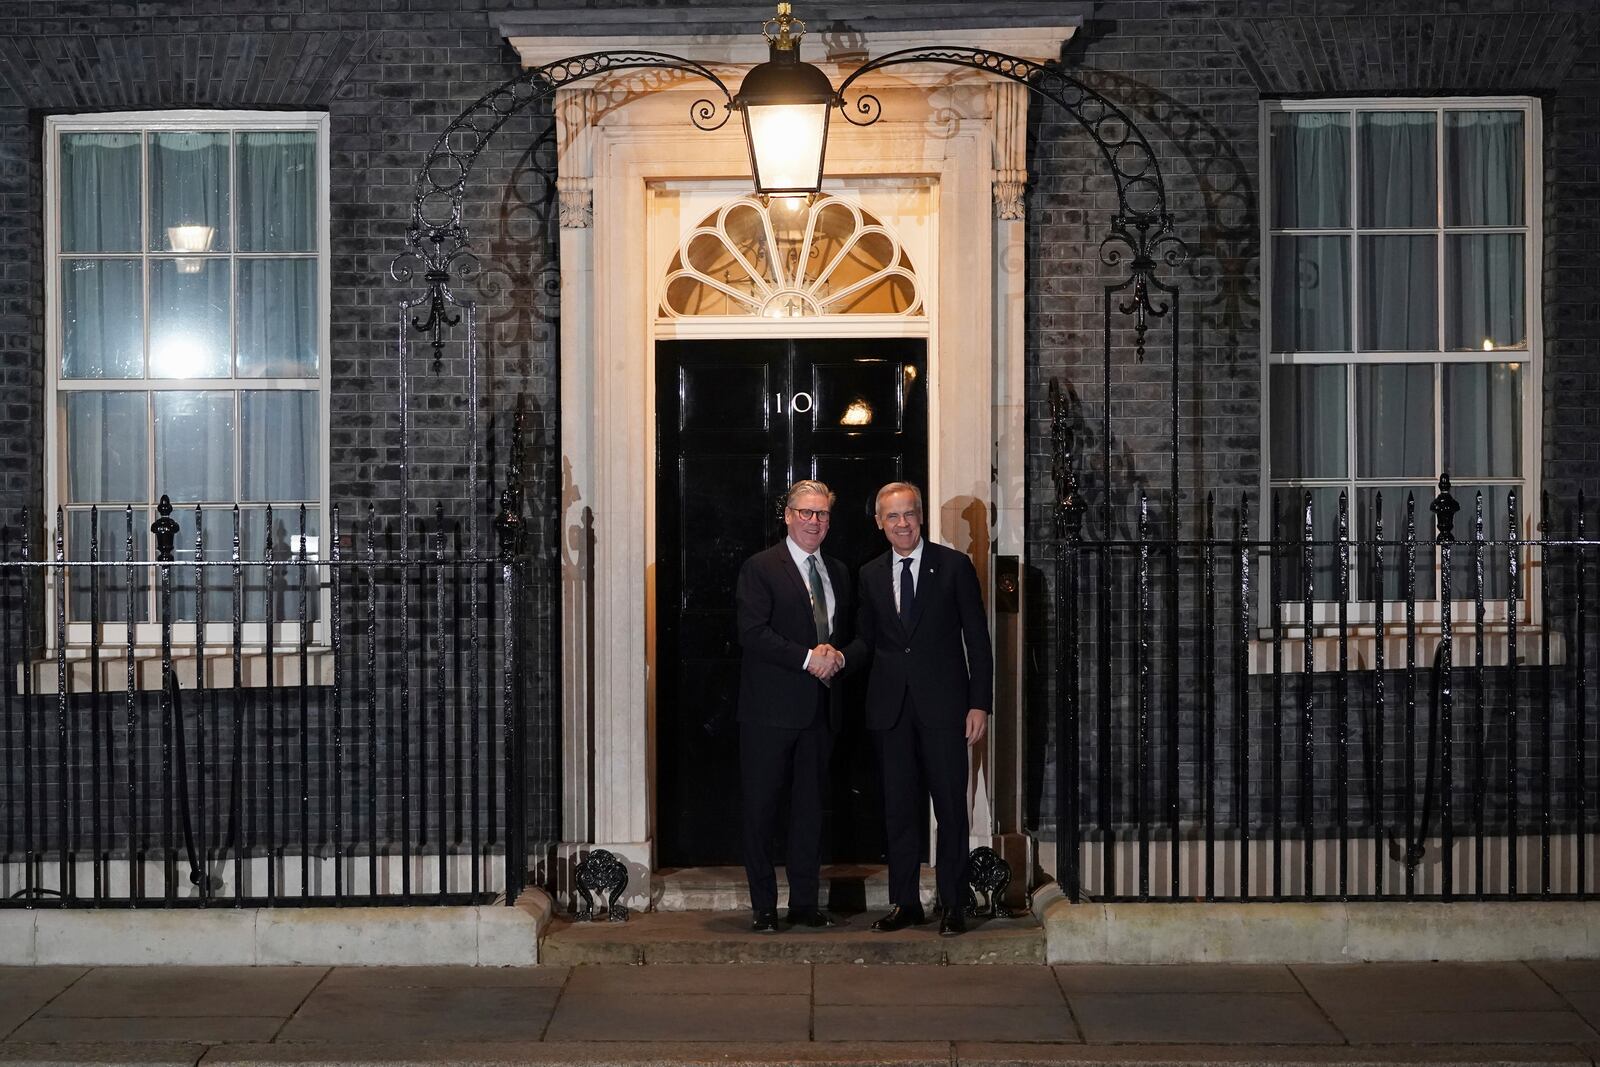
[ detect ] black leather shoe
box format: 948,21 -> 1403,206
785,908 -> 840,928
751,909 -> 780,933
939,910 -> 968,937
870,904 -> 927,932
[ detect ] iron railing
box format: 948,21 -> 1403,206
1050,465 -> 1598,902
0,497 -> 530,907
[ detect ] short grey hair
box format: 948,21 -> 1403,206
786,479 -> 837,508
875,481 -> 924,515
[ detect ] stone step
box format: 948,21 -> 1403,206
651,864 -> 936,912
539,909 -> 1043,965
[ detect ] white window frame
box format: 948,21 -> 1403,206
1259,96 -> 1543,630
43,109 -> 332,651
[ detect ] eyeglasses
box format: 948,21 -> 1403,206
788,507 -> 831,522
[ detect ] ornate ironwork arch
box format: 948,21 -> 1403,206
393,44 -> 1189,525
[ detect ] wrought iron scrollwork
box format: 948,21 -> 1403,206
964,845 -> 1013,919
395,51 -> 736,366
574,848 -> 630,922
834,46 -> 1187,362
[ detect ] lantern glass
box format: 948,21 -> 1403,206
744,101 -> 829,195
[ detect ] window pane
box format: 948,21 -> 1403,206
150,259 -> 230,378
242,391 -> 318,502
169,505 -> 240,623
62,259 -> 143,379
1444,362 -> 1521,479
237,132 -> 316,252
1274,486 -> 1346,602
1445,233 -> 1525,351
1359,235 -> 1436,351
241,506 -> 321,622
1269,364 -> 1347,480
1356,487 -> 1437,601
60,132 -> 141,253
150,132 -> 229,252
1452,483 -> 1523,601
1270,112 -> 1349,229
237,259 -> 318,377
1450,483 -> 1517,601
1445,111 -> 1524,227
66,509 -> 149,623
1271,235 -> 1350,352
65,392 -> 147,503
1359,111 -> 1436,228
1356,364 -> 1434,479
154,391 -> 234,503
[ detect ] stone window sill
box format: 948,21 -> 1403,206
18,647 -> 335,695
1247,626 -> 1565,675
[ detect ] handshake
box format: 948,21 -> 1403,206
806,643 -> 846,681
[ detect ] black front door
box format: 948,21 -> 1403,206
656,337 -> 927,867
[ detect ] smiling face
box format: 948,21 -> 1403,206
785,489 -> 831,555
875,487 -> 922,556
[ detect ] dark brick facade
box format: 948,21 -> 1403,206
0,0 -> 1597,887
1021,1 -> 1600,862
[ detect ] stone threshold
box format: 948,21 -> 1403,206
0,1042 -> 1592,1067
539,908 -> 1044,965
651,864 -> 936,912
1033,885 -> 1600,963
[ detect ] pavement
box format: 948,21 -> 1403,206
2,960 -> 1600,1067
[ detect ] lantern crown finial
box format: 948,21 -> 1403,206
763,3 -> 804,53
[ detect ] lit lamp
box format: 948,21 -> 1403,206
167,224 -> 215,274
730,3 -> 836,197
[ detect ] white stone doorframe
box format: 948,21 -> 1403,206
504,25 -> 1078,911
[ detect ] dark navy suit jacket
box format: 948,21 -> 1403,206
846,540 -> 994,730
735,542 -> 857,732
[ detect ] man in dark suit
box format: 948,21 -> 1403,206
735,478 -> 855,932
848,481 -> 993,936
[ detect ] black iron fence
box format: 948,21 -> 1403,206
0,497 -> 531,908
1050,466 -> 1599,902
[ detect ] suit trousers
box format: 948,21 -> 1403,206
740,695 -> 830,915
877,693 -> 969,912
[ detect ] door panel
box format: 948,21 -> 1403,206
657,337 -> 926,867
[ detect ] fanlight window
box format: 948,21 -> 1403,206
660,194 -> 921,318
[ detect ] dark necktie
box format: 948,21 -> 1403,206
899,556 -> 917,625
807,555 -> 830,642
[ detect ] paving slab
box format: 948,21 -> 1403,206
814,963 -> 1064,1005
564,964 -> 810,996
8,1020 -> 283,1045
1053,965 -> 1299,995
1558,992 -> 1600,1030
1067,993 -> 1344,1044
276,986 -> 557,1044
201,1041 -> 952,1066
542,993 -> 810,1042
814,1003 -> 1079,1043
1328,1010 -> 1597,1044
1292,963 -> 1568,1014
313,967 -> 569,992
0,1043 -> 206,1067
952,1043 -> 1595,1066
39,968 -> 325,1020
0,969 -> 87,1040
1529,961 -> 1600,993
